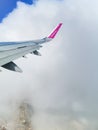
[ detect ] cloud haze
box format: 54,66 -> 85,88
0,0 -> 97,129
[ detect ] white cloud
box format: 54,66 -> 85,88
0,0 -> 97,129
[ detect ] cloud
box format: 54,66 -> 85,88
0,0 -> 97,129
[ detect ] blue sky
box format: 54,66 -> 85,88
0,0 -> 34,23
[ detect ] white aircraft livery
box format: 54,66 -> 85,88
0,23 -> 62,72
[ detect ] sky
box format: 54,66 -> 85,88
0,0 -> 34,22
0,0 -> 98,130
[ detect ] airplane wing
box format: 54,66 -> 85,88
0,23 -> 62,72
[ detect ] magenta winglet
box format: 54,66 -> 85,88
48,23 -> 63,39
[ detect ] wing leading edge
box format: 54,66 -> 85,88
0,23 -> 63,72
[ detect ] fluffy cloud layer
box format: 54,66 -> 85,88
0,0 -> 98,130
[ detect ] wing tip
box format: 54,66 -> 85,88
48,23 -> 63,39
